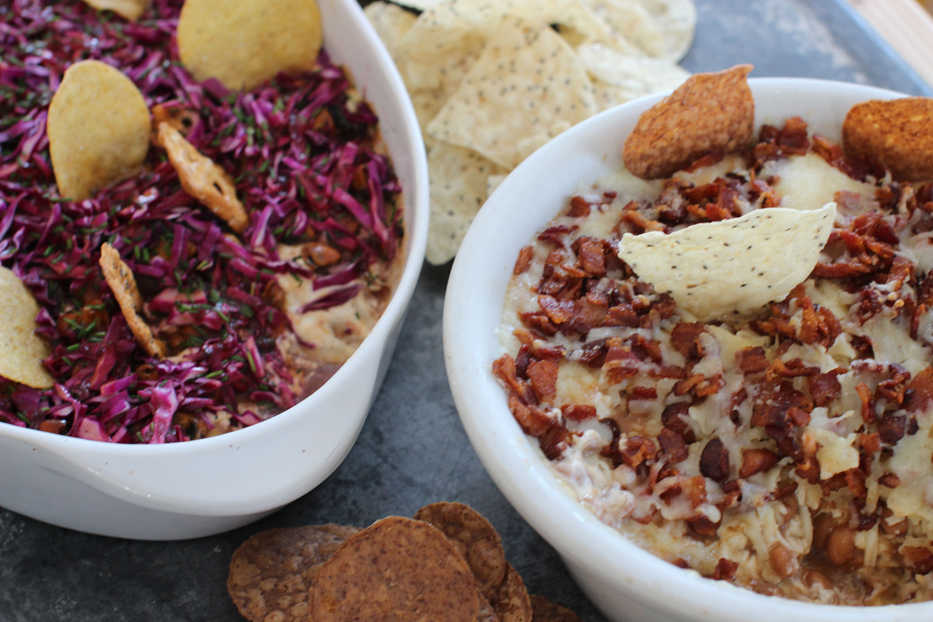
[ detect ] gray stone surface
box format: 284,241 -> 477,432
0,1 -> 930,621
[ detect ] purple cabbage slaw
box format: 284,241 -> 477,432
0,0 -> 404,443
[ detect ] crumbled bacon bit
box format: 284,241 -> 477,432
712,558 -> 738,581
670,322 -> 706,360
621,435 -> 657,469
699,437 -> 730,482
878,414 -> 907,445
658,428 -> 689,464
561,404 -> 597,421
526,359 -> 559,403
513,245 -> 534,275
902,547 -> 933,575
809,371 -> 842,407
739,448 -> 779,478
878,472 -> 901,488
736,346 -> 768,374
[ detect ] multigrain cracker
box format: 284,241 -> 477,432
310,516 -> 481,621
227,524 -> 359,622
414,501 -> 508,599
98,243 -> 166,357
0,267 -> 54,389
177,0 -> 323,91
47,60 -> 150,200
81,0 -> 149,21
156,123 -> 249,233
842,97 -> 933,181
623,64 -> 754,179
617,203 -> 837,321
489,563 -> 532,622
529,595 -> 582,622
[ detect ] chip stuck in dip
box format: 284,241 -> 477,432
0,0 -> 404,443
494,68 -> 933,604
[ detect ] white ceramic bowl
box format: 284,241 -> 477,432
0,0 -> 429,540
445,79 -> 933,622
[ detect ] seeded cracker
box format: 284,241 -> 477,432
489,563 -> 533,622
623,64 -> 754,180
0,267 -> 54,389
529,595 -> 582,622
98,243 -> 166,358
414,502 -> 508,600
425,138 -> 506,264
617,203 -> 837,321
227,524 -> 359,622
47,60 -> 150,201
177,0 -> 323,91
81,0 -> 149,21
842,97 -> 933,182
311,516 -> 481,621
427,15 -> 596,170
156,123 -> 249,233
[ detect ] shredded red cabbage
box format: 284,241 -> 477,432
0,0 -> 403,443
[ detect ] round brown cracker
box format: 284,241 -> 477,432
622,64 -> 754,180
842,97 -> 933,182
227,524 -> 358,622
530,595 -> 581,622
490,563 -> 532,622
310,516 -> 481,621
414,501 -> 508,599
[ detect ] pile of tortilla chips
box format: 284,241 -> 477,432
364,0 -> 697,264
228,502 -> 580,621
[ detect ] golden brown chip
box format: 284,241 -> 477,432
177,0 -> 323,91
227,524 -> 359,622
47,60 -> 150,200
151,103 -> 199,140
622,64 -> 754,179
310,516 -> 481,621
413,501 -> 508,600
156,122 -> 249,233
489,563 -> 533,622
98,243 -> 165,358
82,0 -> 150,21
478,595 -> 500,622
842,97 -> 933,181
529,595 -> 581,622
0,267 -> 54,389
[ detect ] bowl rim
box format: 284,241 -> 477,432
0,0 -> 430,456
445,76 -> 933,620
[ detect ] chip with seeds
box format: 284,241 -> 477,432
617,204 -> 837,321
47,60 -> 150,201
427,16 -> 596,170
0,267 -> 54,389
842,97 -> 933,182
82,0 -> 149,21
583,0 -> 696,61
623,64 -> 754,180
529,595 -> 581,622
425,138 -> 506,265
227,524 -> 359,622
156,123 -> 249,233
576,42 -> 689,110
363,2 -> 418,62
99,243 -> 166,358
177,0 -> 323,91
310,516 -> 481,621
414,501 -> 508,600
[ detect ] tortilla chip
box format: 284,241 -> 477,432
311,516 -> 481,621
227,524 -> 359,622
622,64 -> 754,180
177,0 -> 323,91
0,267 -> 54,389
414,502 -> 508,600
842,97 -> 933,181
156,123 -> 249,233
364,1 -> 418,62
618,204 -> 837,321
82,0 -> 149,21
98,243 -> 166,358
582,0 -> 696,62
489,563 -> 532,622
47,60 -> 150,201
427,16 -> 596,170
576,42 -> 689,110
425,138 -> 506,265
529,595 -> 581,622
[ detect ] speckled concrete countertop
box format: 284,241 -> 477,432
1,1 -> 930,620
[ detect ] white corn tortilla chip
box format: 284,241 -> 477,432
0,267 -> 54,389
364,2 -> 418,62
177,0 -> 323,91
427,16 -> 596,169
47,60 -> 150,201
581,0 -> 696,62
618,204 -> 837,321
425,138 -> 505,265
577,42 -> 689,108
